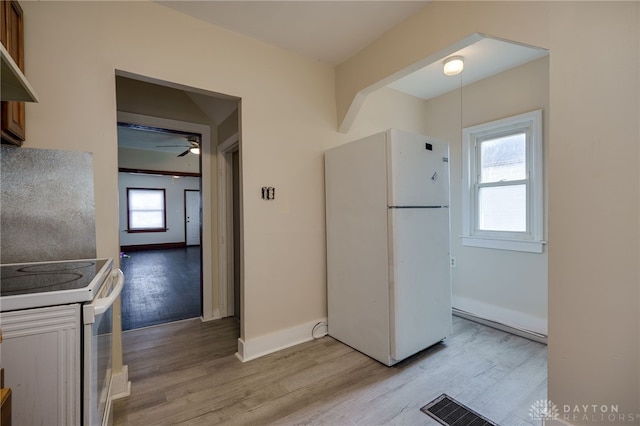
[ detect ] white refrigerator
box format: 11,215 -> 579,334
325,128 -> 452,366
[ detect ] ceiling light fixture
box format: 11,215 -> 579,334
189,147 -> 201,155
443,56 -> 464,76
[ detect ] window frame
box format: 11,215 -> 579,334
462,110 -> 545,253
126,187 -> 168,233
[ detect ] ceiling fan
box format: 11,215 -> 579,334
157,136 -> 200,157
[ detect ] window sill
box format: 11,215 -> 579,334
126,228 -> 168,234
461,236 -> 545,253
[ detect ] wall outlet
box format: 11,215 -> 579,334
450,256 -> 457,268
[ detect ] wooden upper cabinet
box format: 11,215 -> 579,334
1,0 -> 26,146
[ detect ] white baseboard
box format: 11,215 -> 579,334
110,364 -> 131,400
453,308 -> 547,344
235,318 -> 328,362
201,311 -> 220,322
452,295 -> 547,336
235,337 -> 246,362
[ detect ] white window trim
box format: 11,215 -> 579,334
462,110 -> 545,253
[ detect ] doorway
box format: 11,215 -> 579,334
217,133 -> 242,321
117,121 -> 205,330
185,189 -> 201,246
231,149 -> 241,319
115,71 -> 241,332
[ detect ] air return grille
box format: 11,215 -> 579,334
420,394 -> 498,426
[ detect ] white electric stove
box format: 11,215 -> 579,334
0,257 -> 122,426
0,258 -> 113,311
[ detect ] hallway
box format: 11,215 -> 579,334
120,247 -> 201,331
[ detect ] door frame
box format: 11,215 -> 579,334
117,111 -> 214,321
217,132 -> 240,319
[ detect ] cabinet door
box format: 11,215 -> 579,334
0,304 -> 81,426
0,1 -> 5,48
1,0 -> 26,145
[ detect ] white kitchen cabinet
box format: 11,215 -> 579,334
0,304 -> 80,425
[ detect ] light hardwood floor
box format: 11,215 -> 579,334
113,316 -> 547,425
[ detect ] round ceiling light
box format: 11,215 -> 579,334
443,56 -> 464,76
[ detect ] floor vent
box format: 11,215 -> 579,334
420,394 -> 498,426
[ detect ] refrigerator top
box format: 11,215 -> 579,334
386,129 -> 450,208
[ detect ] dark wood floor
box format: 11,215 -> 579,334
120,247 -> 201,331
113,316 -> 547,425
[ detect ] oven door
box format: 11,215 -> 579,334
82,268 -> 124,426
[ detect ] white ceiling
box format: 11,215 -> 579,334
156,1 -> 430,66
120,2 -> 548,153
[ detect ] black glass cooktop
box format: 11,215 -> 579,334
0,259 -> 109,296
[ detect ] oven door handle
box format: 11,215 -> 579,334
95,268 -> 124,316
83,268 -> 124,324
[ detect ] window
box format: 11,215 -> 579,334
126,188 -> 167,232
462,110 -> 544,253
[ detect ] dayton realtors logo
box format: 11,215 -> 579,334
529,399 -> 560,421
530,400 -> 640,423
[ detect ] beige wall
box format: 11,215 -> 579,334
337,1 -> 640,422
547,2 -> 639,420
424,57 -> 549,335
21,1 -> 336,345
218,108 -> 239,144
347,86 -> 430,139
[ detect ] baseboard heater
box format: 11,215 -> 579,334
452,308 -> 547,344
119,242 -> 187,252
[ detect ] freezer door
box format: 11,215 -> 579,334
388,207 -> 452,362
386,129 -> 449,207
